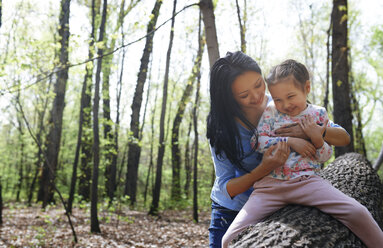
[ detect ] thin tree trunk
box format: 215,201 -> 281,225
91,0 -> 108,234
39,0 -> 71,208
171,17 -> 205,202
199,0 -> 219,68
125,0 -> 162,205
373,143 -> 383,171
0,0 -> 2,29
331,0 -> 354,156
29,75 -> 53,205
192,14 -> 202,222
15,89 -> 24,202
324,12 -> 332,110
349,55 -> 366,157
102,0 -> 135,203
149,0 -> 177,216
184,118 -> 192,198
143,59 -> 156,206
0,180 -> 2,224
235,0 -> 246,53
68,0 -> 96,213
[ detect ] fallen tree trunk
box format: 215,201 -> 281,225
232,153 -> 383,247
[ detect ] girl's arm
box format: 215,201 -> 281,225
227,142 -> 289,197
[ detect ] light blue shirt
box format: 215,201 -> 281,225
210,122 -> 263,211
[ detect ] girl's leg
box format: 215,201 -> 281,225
222,177 -> 287,248
288,175 -> 383,248
209,201 -> 239,248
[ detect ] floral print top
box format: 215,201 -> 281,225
250,102 -> 333,180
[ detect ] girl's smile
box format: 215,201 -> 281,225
268,77 -> 310,117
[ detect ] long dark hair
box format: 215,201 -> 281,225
206,51 -> 262,171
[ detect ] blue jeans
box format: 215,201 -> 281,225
209,201 -> 239,248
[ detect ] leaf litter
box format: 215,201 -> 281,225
0,204 -> 210,247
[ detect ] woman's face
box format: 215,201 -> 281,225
231,71 -> 266,113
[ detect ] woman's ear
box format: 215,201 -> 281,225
305,80 -> 311,94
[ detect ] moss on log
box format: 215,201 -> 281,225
232,153 -> 383,248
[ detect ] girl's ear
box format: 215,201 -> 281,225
305,80 -> 311,94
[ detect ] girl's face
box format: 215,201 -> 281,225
268,77 -> 310,117
231,71 -> 266,113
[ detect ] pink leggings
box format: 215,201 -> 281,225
222,175 -> 383,248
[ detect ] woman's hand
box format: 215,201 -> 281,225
255,141 -> 290,173
274,123 -> 309,140
287,137 -> 317,160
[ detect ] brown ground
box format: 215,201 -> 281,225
0,204 -> 210,247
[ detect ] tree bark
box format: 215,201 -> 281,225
199,0 -> 219,68
149,0 -> 177,216
39,0 -> 71,208
125,0 -> 162,205
232,153 -> 383,247
331,0 -> 354,156
91,0 -> 108,234
171,19 -> 205,202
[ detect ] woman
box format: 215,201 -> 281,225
206,51 -> 350,247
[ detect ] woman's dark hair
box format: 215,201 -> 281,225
265,59 -> 310,91
206,51 -> 262,171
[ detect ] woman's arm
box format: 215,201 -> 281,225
226,142 -> 289,197
274,123 -> 351,147
323,126 -> 350,146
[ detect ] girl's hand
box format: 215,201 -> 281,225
299,116 -> 327,148
274,123 -> 309,140
259,142 -> 290,171
288,137 -> 316,160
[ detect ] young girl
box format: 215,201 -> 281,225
221,59 -> 383,248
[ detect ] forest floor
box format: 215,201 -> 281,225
0,203 -> 210,247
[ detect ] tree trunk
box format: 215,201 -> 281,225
143,75 -> 158,205
235,0 -> 246,53
183,118 -> 192,198
29,75 -> 52,205
78,1 -> 102,203
324,12 -> 332,110
350,83 -> 367,157
125,0 -> 162,205
232,153 -> 383,247
102,0 -> 136,203
192,14 -> 202,223
331,0 -> 354,156
68,0 -> 96,214
149,0 -> 177,216
39,0 -> 71,208
171,18 -> 205,202
15,90 -> 24,202
0,0 -> 2,29
373,143 -> 383,171
199,0 -> 219,68
91,0 -> 107,234
0,180 -> 2,224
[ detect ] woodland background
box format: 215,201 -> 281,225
0,0 -> 383,246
